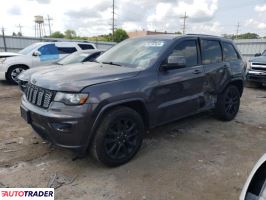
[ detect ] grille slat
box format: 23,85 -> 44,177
25,84 -> 54,109
251,67 -> 266,72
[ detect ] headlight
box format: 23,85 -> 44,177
0,58 -> 6,64
54,92 -> 88,105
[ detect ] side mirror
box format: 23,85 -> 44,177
32,51 -> 41,57
255,53 -> 261,57
161,55 -> 186,71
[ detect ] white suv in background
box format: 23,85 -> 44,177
0,42 -> 96,84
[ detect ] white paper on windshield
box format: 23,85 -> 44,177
144,41 -> 165,47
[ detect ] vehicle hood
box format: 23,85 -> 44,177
0,52 -> 21,58
18,65 -> 59,82
250,56 -> 266,64
30,62 -> 141,92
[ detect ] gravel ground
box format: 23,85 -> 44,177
0,80 -> 265,200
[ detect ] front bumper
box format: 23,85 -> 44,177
246,70 -> 266,83
21,95 -> 95,152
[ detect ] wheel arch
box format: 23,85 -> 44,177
93,99 -> 149,130
6,64 -> 29,78
218,79 -> 244,97
85,99 -> 149,151
230,79 -> 244,97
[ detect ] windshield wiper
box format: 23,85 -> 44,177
102,61 -> 121,66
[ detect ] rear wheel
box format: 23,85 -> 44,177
91,107 -> 144,167
7,65 -> 28,84
215,85 -> 240,121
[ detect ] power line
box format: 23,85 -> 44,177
236,22 -> 240,39
1,27 -> 7,52
180,12 -> 188,35
17,24 -> 23,35
112,0 -> 115,41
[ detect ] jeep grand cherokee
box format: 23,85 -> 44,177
20,34 -> 246,166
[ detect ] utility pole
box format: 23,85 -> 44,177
180,12 -> 188,35
17,24 -> 23,35
1,27 -> 7,52
236,22 -> 240,39
46,15 -> 53,36
112,0 -> 115,41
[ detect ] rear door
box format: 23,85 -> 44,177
222,41 -> 244,75
200,39 -> 227,93
155,39 -> 205,124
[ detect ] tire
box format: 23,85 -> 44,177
91,106 -> 144,167
215,85 -> 240,121
6,65 -> 28,84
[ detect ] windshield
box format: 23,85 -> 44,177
57,52 -> 90,65
96,38 -> 170,69
19,43 -> 40,55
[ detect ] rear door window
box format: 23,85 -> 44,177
78,44 -> 95,50
222,42 -> 239,61
57,47 -> 77,54
201,40 -> 222,65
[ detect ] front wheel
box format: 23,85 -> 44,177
215,85 -> 240,121
7,65 -> 28,84
91,107 -> 144,167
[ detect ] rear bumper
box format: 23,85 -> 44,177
0,63 -> 7,80
246,70 -> 266,83
21,95 -> 95,153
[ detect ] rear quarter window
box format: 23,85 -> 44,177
201,40 -> 222,65
222,42 -> 239,61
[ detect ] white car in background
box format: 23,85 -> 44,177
240,154 -> 266,200
0,42 -> 96,84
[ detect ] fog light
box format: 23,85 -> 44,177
50,123 -> 73,132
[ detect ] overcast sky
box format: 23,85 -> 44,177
0,0 -> 266,37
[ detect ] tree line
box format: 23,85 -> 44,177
49,29 -> 129,43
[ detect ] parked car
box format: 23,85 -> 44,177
17,49 -> 104,91
246,50 -> 266,87
0,42 -> 96,84
20,34 -> 246,166
240,154 -> 266,200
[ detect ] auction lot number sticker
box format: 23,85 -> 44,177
0,188 -> 54,200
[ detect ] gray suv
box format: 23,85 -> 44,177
20,35 -> 246,166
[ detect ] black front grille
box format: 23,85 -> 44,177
25,84 -> 55,108
251,67 -> 266,71
252,63 -> 266,66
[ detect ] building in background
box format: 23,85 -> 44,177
127,30 -> 175,38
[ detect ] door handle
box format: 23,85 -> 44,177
192,69 -> 202,74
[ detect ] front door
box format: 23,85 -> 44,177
32,44 -> 59,67
155,39 -> 205,124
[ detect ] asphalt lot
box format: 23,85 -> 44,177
0,80 -> 265,200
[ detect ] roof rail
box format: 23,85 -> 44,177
186,34 -> 219,37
